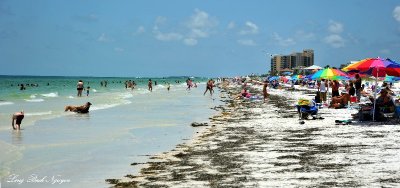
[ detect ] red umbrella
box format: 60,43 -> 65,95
342,58 -> 400,77
342,57 -> 400,121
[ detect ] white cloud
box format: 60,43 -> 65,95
227,21 -> 235,29
186,9 -> 218,38
237,39 -> 256,46
155,16 -> 167,26
97,33 -> 114,42
394,6 -> 400,22
272,33 -> 296,46
136,26 -> 145,34
151,9 -> 217,46
324,34 -> 345,48
190,29 -> 208,38
295,30 -> 316,41
183,38 -> 198,46
154,31 -> 183,41
328,20 -> 343,33
239,21 -> 259,35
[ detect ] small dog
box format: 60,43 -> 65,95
65,102 -> 92,113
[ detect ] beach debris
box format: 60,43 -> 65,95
191,122 -> 209,127
131,162 -> 145,166
335,119 -> 352,125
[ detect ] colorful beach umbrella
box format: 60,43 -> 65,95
291,75 -> 303,80
310,68 -> 348,104
342,58 -> 400,77
384,75 -> 400,82
268,76 -> 280,82
343,57 -> 400,121
311,68 -> 348,80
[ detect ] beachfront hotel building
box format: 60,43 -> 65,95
270,49 -> 314,75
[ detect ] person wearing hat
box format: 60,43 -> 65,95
12,111 -> 24,130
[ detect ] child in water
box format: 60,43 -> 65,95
86,86 -> 90,96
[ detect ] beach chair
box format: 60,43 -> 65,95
296,99 -> 318,120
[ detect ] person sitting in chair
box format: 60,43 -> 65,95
374,89 -> 395,120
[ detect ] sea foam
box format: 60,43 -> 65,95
0,101 -> 14,106
41,92 -> 58,97
25,111 -> 52,116
25,99 -> 45,102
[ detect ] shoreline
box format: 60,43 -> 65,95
107,80 -> 400,187
106,81 -> 299,187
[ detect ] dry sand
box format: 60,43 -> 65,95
107,81 -> 400,187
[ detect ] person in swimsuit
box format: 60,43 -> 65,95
12,111 -> 24,130
148,79 -> 153,92
262,80 -> 269,102
77,80 -> 84,97
86,86 -> 90,96
204,79 -> 214,96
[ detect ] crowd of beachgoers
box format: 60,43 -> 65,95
108,76 -> 400,187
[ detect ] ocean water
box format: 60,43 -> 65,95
0,76 -> 220,188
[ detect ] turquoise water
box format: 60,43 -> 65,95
0,76 -> 220,188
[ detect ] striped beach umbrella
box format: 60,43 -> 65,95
291,75 -> 303,80
342,57 -> 400,121
342,58 -> 400,77
311,68 -> 348,80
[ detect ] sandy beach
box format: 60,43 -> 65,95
108,80 -> 400,187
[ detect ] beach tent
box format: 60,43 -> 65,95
304,65 -> 323,70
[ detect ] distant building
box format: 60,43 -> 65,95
270,49 -> 314,75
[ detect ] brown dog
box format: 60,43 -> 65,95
65,102 -> 92,113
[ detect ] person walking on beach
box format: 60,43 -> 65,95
167,83 -> 171,91
12,111 -> 24,130
204,79 -> 214,96
262,80 -> 269,102
148,79 -> 153,92
77,80 -> 84,97
186,78 -> 193,90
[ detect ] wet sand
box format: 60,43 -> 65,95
107,82 -> 400,187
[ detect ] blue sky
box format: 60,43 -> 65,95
0,0 -> 400,77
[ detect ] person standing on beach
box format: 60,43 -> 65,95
148,79 -> 153,92
204,79 -> 214,96
353,73 -> 362,101
86,86 -> 90,96
262,80 -> 269,102
320,79 -> 327,104
77,80 -> 84,97
331,80 -> 340,97
186,78 -> 193,90
167,83 -> 171,91
12,111 -> 24,130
